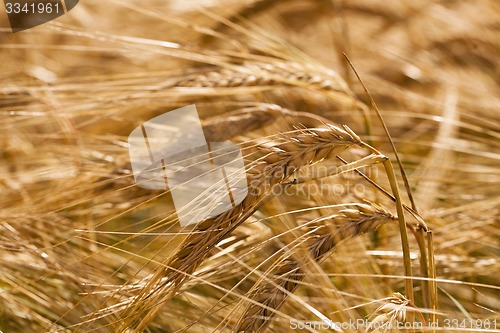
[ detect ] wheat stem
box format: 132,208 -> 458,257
343,53 -> 419,214
427,230 -> 437,333
416,227 -> 430,311
383,160 -> 415,319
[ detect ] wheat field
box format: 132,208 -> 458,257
0,0 -> 499,332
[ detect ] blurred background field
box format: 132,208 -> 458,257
0,0 -> 499,332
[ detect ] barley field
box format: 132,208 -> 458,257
0,0 -> 499,332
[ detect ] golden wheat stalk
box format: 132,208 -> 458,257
235,203 -> 397,332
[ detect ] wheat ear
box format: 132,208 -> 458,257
236,203 -> 397,333
369,293 -> 411,333
172,61 -> 348,93
116,125 -> 363,332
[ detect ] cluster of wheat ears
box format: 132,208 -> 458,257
0,0 -> 499,332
